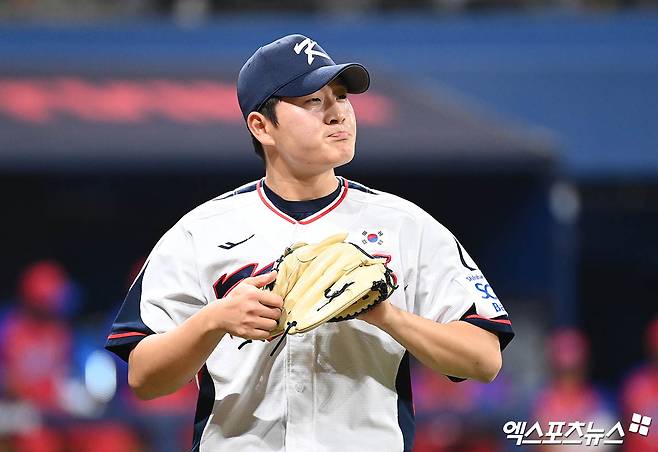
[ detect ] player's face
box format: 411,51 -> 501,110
268,80 -> 356,174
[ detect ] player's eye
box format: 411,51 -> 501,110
337,94 -> 348,100
306,98 -> 322,104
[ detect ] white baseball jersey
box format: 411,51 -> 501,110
106,177 -> 514,452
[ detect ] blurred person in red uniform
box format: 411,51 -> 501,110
0,261 -> 74,452
532,328 -> 616,450
620,315 -> 658,451
0,260 -> 142,452
0,261 -> 73,412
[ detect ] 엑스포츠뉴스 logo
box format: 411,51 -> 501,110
502,413 -> 652,446
293,38 -> 330,65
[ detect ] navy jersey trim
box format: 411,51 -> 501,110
459,303 -> 514,351
396,351 -> 415,452
346,179 -> 377,194
192,365 -> 215,452
454,238 -> 477,272
257,177 -> 349,225
105,267 -> 155,362
462,315 -> 515,351
444,306 -> 515,383
263,179 -> 341,221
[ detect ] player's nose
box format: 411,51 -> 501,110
325,104 -> 346,125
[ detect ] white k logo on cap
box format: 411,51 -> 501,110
293,38 -> 330,65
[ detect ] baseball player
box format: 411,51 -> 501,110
105,34 -> 514,452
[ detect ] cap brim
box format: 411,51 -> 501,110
273,63 -> 370,99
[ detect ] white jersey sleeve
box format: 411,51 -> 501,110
105,220 -> 207,362
412,211 -> 514,352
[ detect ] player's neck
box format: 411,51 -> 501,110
264,170 -> 339,201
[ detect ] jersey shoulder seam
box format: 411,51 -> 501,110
213,180 -> 260,201
348,188 -> 430,221
180,189 -> 260,225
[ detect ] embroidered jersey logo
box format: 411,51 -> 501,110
361,230 -> 384,246
213,261 -> 273,299
293,38 -> 330,65
218,234 -> 255,250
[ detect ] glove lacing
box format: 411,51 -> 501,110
269,321 -> 297,357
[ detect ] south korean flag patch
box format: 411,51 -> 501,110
361,229 -> 384,246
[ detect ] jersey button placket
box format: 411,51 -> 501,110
284,330 -> 315,452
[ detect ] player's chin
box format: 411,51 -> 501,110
325,141 -> 355,166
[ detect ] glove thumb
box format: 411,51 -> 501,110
242,270 -> 278,289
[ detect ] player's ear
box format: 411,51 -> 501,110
247,112 -> 276,147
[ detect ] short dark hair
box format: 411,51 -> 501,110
250,97 -> 280,162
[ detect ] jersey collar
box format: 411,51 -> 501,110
256,177 -> 349,225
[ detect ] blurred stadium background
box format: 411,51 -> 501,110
1,1 -> 657,451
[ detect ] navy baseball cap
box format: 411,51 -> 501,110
237,34 -> 370,120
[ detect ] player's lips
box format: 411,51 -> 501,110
327,131 -> 351,139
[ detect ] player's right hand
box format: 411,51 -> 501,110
211,271 -> 283,340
